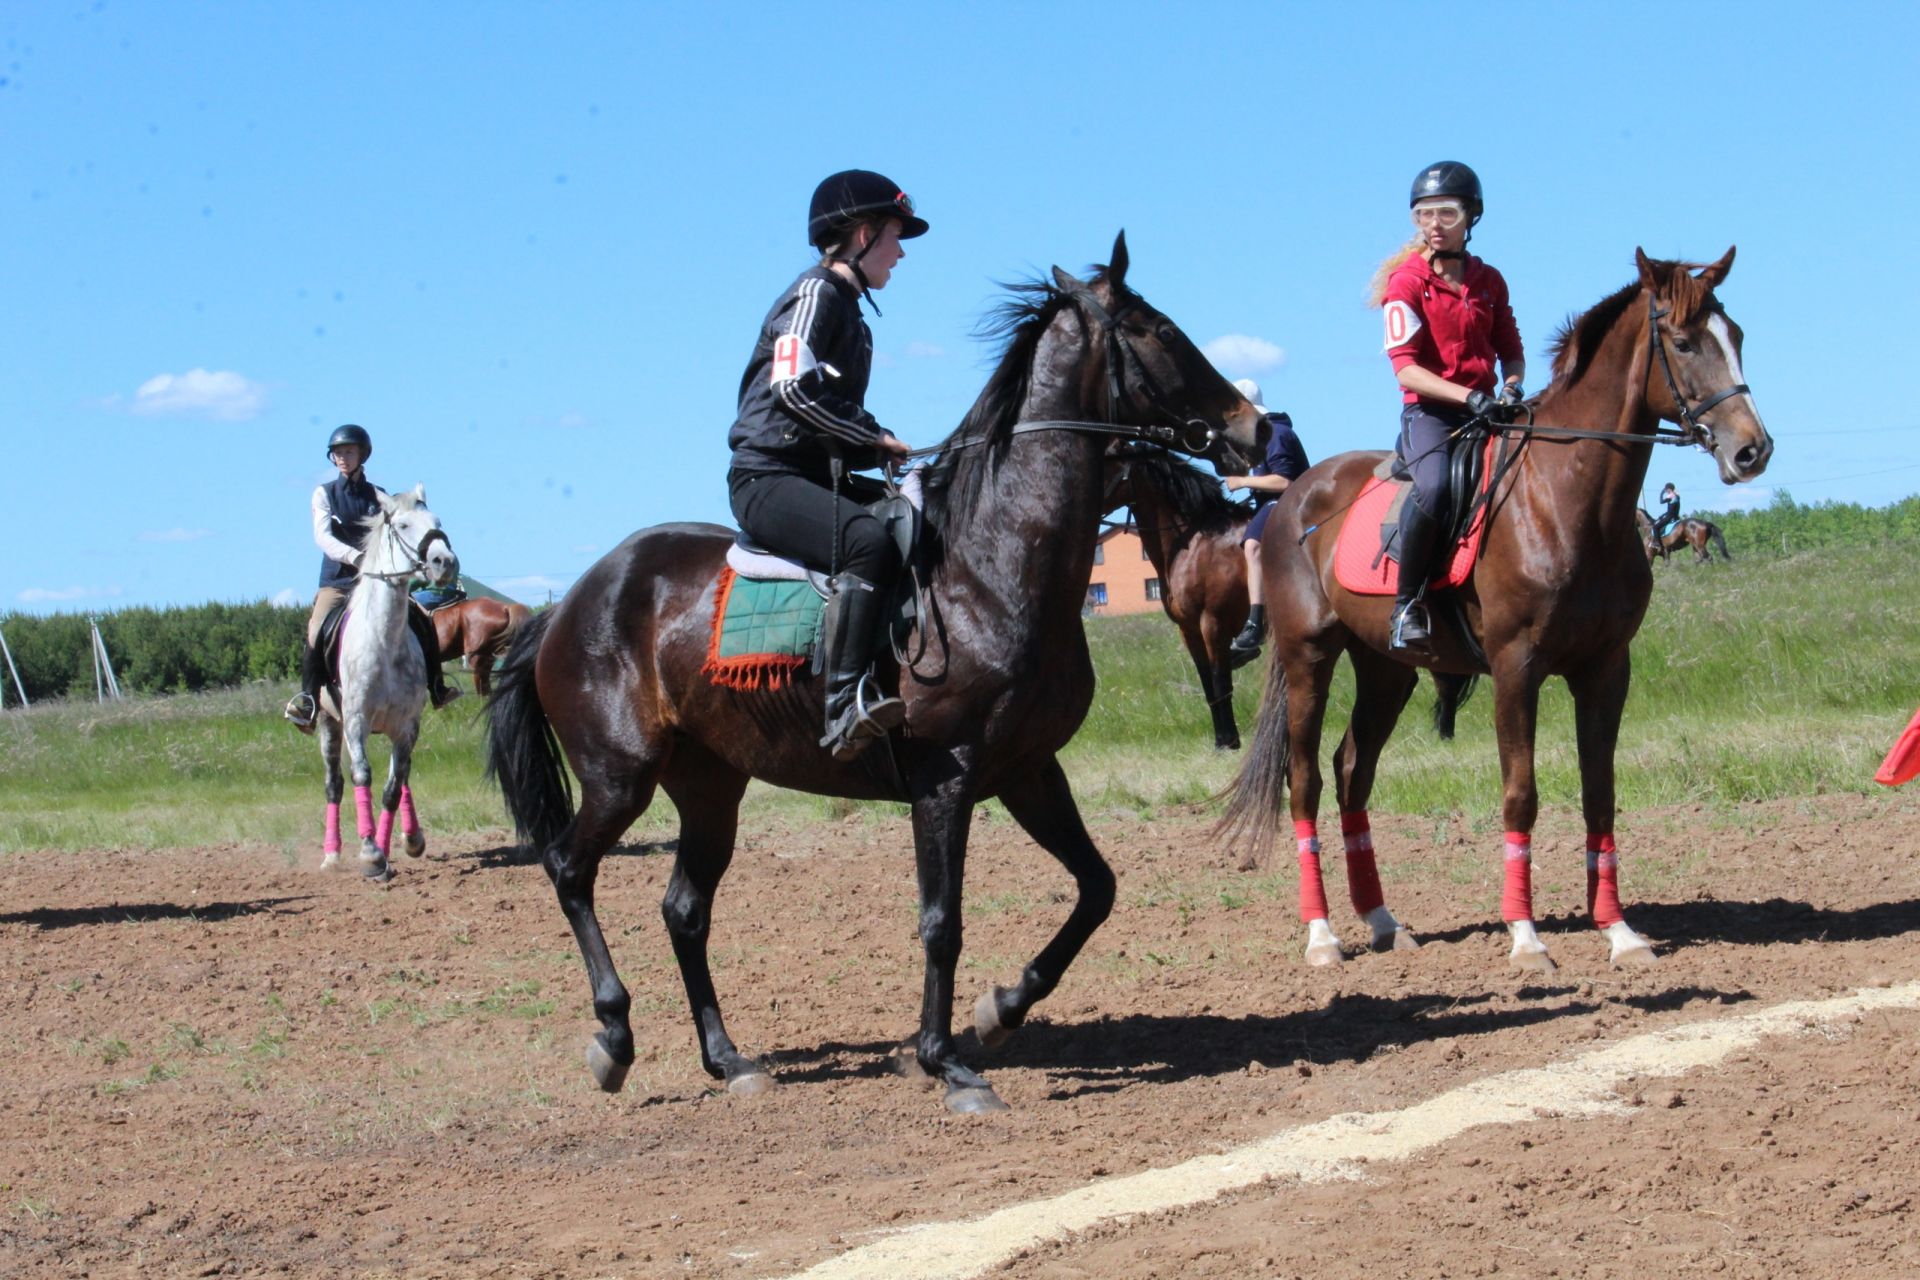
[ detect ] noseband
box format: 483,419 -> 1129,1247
1646,293 -> 1751,450
362,520 -> 454,583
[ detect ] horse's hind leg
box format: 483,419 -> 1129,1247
1183,623 -> 1238,750
382,730 -> 427,860
548,765 -> 659,1093
1332,645 -> 1421,953
1488,656 -> 1554,972
1283,645 -> 1344,966
657,752 -> 769,1095
973,756 -> 1115,1056
318,719 -> 345,872
1568,647 -> 1656,967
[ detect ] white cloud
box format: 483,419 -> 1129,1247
127,368 -> 267,421
904,341 -> 946,359
1201,335 -> 1286,375
138,527 -> 213,543
270,587 -> 301,607
19,585 -> 124,604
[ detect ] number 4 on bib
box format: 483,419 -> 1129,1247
771,334 -> 819,384
1382,300 -> 1422,351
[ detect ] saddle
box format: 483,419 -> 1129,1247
705,471 -> 925,691
1332,433 -> 1500,598
411,583 -> 467,612
314,602 -> 349,720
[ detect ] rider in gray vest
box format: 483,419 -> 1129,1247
284,424 -> 459,731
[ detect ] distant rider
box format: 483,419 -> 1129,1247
283,424 -> 459,732
1224,378 -> 1310,668
725,170 -> 926,761
1372,161 -> 1525,655
1652,482 -> 1682,542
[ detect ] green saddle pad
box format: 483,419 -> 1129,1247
704,570 -> 823,690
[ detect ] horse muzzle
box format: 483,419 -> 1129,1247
1710,415 -> 1773,485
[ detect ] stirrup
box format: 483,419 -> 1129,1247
821,675 -> 905,762
285,693 -> 317,733
1389,600 -> 1432,654
430,684 -> 463,710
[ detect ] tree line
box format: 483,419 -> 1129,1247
1693,491 -> 1920,556
0,602 -> 304,702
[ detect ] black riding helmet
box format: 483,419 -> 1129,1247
326,423 -> 372,461
807,169 -> 929,250
1410,160 -> 1483,252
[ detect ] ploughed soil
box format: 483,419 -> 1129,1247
1,789 -> 1917,1279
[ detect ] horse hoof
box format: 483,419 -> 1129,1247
360,856 -> 392,883
889,1042 -> 934,1083
945,1085 -> 1010,1115
727,1068 -> 777,1097
974,989 -> 1013,1051
318,851 -> 340,872
1304,941 -> 1344,967
1509,947 -> 1557,975
1375,928 -> 1420,953
404,830 -> 426,859
1610,940 -> 1658,968
586,1038 -> 630,1093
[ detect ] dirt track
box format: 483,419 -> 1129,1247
2,790 -> 1916,1278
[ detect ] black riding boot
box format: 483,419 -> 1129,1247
1228,604 -> 1267,669
408,604 -> 461,709
1389,500 -> 1444,655
284,640 -> 327,733
820,573 -> 906,762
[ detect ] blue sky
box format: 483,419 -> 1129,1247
6,1 -> 1917,612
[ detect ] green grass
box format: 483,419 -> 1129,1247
3,544 -> 1915,853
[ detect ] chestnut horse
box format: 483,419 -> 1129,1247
432,597 -> 531,695
1107,446 -> 1254,749
1656,517 -> 1733,564
1223,248 -> 1772,973
485,233 -> 1260,1113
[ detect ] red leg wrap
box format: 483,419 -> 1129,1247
1295,819 -> 1329,922
1502,832 -> 1534,922
1340,810 -> 1384,917
1587,833 -> 1623,928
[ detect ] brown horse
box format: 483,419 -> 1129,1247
485,233 -> 1261,1113
1636,510 -> 1733,564
432,597 -> 532,695
1107,447 -> 1254,749
1223,247 -> 1771,973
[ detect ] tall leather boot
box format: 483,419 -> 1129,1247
408,604 -> 461,709
284,640 -> 326,733
1389,499 -> 1445,655
820,573 -> 906,762
1228,604 -> 1266,670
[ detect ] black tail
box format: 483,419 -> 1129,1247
1430,672 -> 1480,740
1710,526 -> 1732,561
482,608 -> 573,854
1214,647 -> 1291,867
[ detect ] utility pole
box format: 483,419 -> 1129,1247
0,622 -> 25,710
89,616 -> 123,702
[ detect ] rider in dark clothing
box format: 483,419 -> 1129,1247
1652,483 -> 1682,541
726,170 -> 927,761
283,424 -> 458,733
1224,378 -> 1310,667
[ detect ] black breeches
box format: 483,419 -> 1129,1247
1397,402 -> 1473,521
729,470 -> 900,583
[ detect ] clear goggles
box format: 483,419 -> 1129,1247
1411,200 -> 1467,229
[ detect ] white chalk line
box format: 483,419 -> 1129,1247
769,982 -> 1920,1280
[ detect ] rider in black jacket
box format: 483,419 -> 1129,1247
726,170 -> 927,761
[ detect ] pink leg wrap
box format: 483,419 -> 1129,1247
1587,833 -> 1624,928
323,802 -> 342,854
1295,819 -> 1330,922
375,809 -> 394,856
1502,832 -> 1534,922
1340,810 -> 1384,917
399,785 -> 420,835
354,785 -> 374,839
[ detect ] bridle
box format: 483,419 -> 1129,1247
360,517 -> 454,584
897,282 -> 1241,468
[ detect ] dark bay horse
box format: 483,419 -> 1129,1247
1649,516 -> 1733,564
1223,248 -> 1772,973
1107,448 -> 1255,749
433,597 -> 532,695
486,233 -> 1261,1113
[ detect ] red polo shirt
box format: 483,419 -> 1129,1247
1381,252 -> 1523,405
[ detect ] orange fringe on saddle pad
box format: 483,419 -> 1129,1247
700,567 -> 813,692
1875,703 -> 1920,787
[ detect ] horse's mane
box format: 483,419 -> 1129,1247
1126,448 -> 1252,534
1547,258 -> 1720,388
920,268 -> 1120,532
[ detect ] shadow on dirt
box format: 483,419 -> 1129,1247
0,895 -> 315,932
1411,899 -> 1920,952
459,839 -> 678,871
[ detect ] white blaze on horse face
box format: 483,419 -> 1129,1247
1706,313 -> 1765,429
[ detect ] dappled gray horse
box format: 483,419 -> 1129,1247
315,487 -> 459,881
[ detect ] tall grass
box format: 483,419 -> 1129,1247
2,544 -> 1913,853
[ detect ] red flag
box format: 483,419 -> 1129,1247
1875,705 -> 1920,787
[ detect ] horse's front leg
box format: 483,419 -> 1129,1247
383,728 -> 426,860
1331,645 -> 1422,953
909,749 -> 1004,1113
1182,622 -> 1238,751
1285,647 -> 1345,966
973,756 -> 1115,1051
1567,648 -> 1656,967
318,718 -> 345,872
1489,657 -> 1551,971
341,716 -> 391,883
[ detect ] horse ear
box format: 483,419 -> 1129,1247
1108,230 -> 1130,288
376,489 -> 398,515
412,483 -> 428,505
1634,246 -> 1661,292
1697,246 -> 1736,288
1051,265 -> 1087,293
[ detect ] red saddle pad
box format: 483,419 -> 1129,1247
1332,447 -> 1494,597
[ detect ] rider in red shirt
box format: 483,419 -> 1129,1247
1374,161 -> 1525,654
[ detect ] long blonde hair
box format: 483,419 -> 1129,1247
1366,235 -> 1425,308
